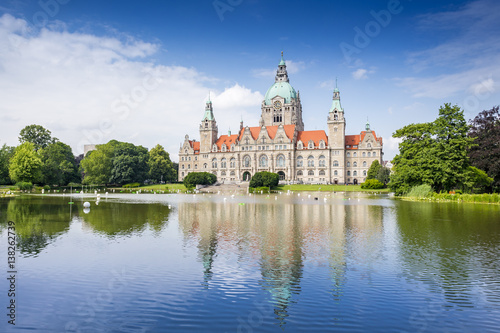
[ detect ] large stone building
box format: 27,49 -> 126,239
179,53 -> 383,184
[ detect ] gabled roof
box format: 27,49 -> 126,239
215,134 -> 239,150
346,131 -> 383,149
188,140 -> 200,154
238,125 -> 295,141
296,130 -> 328,148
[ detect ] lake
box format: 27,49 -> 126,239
1,192 -> 499,332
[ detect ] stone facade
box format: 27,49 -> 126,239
179,54 -> 383,184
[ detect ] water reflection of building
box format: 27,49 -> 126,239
177,196 -> 386,325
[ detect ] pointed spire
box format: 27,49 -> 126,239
366,118 -> 371,131
329,82 -> 343,113
202,93 -> 215,121
240,116 -> 244,130
228,127 -> 231,136
275,51 -> 289,83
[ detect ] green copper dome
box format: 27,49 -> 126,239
264,82 -> 297,105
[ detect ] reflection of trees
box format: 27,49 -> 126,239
0,196 -> 71,256
81,201 -> 171,236
396,201 -> 500,306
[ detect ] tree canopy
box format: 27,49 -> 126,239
249,171 -> 280,188
390,104 -> 474,195
9,142 -> 43,184
0,144 -> 15,184
183,172 -> 217,189
148,144 -> 176,183
19,124 -> 56,151
39,142 -> 79,186
468,106 -> 500,190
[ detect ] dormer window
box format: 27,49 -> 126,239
308,140 -> 314,149
297,141 -> 303,149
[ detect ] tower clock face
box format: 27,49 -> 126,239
273,101 -> 282,110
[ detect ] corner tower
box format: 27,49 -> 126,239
327,82 -> 345,149
199,96 -> 218,153
260,52 -> 304,131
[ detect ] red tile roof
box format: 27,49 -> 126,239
345,131 -> 382,149
188,140 -> 200,154
215,134 -> 239,150
238,125 -> 295,141
296,130 -> 328,148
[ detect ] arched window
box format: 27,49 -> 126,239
319,141 -> 325,149
334,114 -> 338,120
319,155 -> 325,167
367,143 -> 372,148
333,160 -> 339,167
307,156 -> 314,167
221,158 -> 227,168
243,155 -> 251,167
230,171 -> 235,176
347,152 -> 351,157
230,158 -> 235,168
373,152 -> 377,156
277,155 -> 285,167
353,152 -> 357,157
353,171 -> 357,176
187,164 -> 190,169
194,164 -> 197,169
362,152 -> 366,157
363,170 -> 367,176
181,172 -> 184,177
221,171 -> 226,176
334,170 -> 338,176
319,170 -> 325,176
297,170 -> 303,176
259,155 -> 268,168
368,152 -> 371,157
213,144 -> 218,152
308,170 -> 314,176
212,158 -> 217,168
308,140 -> 314,149
181,157 -> 184,161
222,144 -> 226,152
347,162 -> 350,167
353,161 -> 357,167
363,161 -> 367,167
181,164 -> 185,169
347,171 -> 351,176
297,156 -> 303,167
203,163 -> 207,169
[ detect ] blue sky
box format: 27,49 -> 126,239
0,0 -> 499,161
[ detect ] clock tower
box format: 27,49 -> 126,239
200,97 -> 218,154
260,52 -> 304,131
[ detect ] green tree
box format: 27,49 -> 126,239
249,171 -> 280,188
463,166 -> 494,193
19,124 -> 55,151
390,104 -> 473,195
39,142 -> 79,186
0,144 -> 15,184
468,106 -> 500,191
148,144 -> 176,183
9,142 -> 43,183
80,141 -> 118,185
377,166 -> 391,185
183,172 -> 217,189
367,160 -> 381,180
109,143 -> 149,185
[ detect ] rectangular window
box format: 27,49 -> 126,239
284,145 -> 287,149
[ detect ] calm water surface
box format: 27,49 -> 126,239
0,192 -> 499,332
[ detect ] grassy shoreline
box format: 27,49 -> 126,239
401,192 -> 500,205
275,184 -> 390,193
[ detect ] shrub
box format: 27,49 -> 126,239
68,182 -> 81,187
123,182 -> 141,188
361,179 -> 384,189
249,186 -> 271,194
183,172 -> 217,189
406,184 -> 433,198
16,181 -> 33,191
249,172 -> 279,189
43,185 -> 50,190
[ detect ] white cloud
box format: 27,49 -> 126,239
382,136 -> 403,161
0,14 -> 262,161
352,68 -> 375,80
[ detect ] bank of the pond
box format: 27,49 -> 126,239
401,192 -> 500,205
275,184 -> 390,193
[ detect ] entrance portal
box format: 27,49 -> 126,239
278,171 -> 285,181
243,172 -> 251,181
353,179 -> 358,185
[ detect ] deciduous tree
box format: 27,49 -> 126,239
9,142 -> 43,183
148,144 -> 176,183
19,124 -> 56,151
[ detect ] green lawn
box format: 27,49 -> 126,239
275,184 -> 390,192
